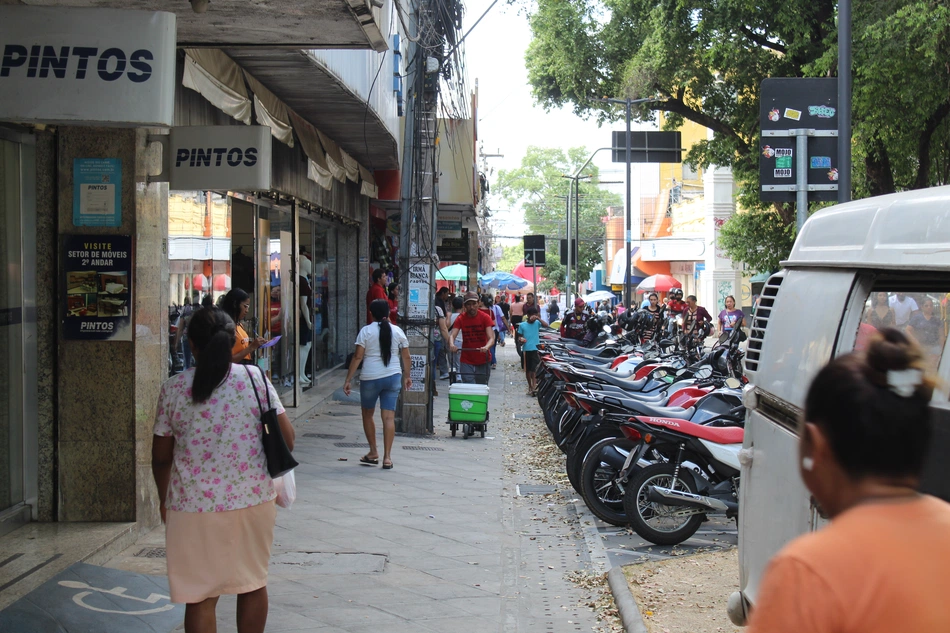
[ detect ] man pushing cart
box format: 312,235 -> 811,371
446,292 -> 494,437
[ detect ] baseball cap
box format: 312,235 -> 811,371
463,291 -> 479,304
574,298 -> 585,308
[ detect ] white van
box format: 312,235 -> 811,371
729,185 -> 950,624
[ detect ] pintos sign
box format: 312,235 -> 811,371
0,7 -> 175,126
165,126 -> 272,191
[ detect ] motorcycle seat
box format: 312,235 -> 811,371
634,416 -> 745,444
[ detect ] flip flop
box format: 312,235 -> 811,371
359,456 -> 378,465
382,461 -> 394,470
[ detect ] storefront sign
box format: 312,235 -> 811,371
63,234 -> 132,341
167,126 -> 272,191
437,212 -> 462,240
437,228 -> 469,262
73,158 -> 122,227
670,262 -> 695,275
408,264 -> 430,319
640,238 -> 706,262
407,354 -> 426,392
0,7 -> 176,126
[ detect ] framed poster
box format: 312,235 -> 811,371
63,235 -> 132,340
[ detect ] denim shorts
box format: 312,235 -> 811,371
360,373 -> 402,411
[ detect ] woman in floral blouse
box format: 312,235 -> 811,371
152,306 -> 295,633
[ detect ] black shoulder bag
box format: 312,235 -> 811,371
244,366 -> 298,478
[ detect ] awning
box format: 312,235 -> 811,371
342,149 -> 360,182
609,248 -> 670,285
289,111 -> 333,191
359,164 -> 378,198
317,130 -> 346,182
244,71 -> 294,147
182,49 -> 251,125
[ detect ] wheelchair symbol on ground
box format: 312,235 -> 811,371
57,580 -> 175,615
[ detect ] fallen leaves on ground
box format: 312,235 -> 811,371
623,549 -> 741,633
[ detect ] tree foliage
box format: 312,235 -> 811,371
492,146 -> 622,292
524,0 -> 950,271
494,243 -> 525,274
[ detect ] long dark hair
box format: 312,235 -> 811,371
369,298 -> 394,366
388,281 -> 399,301
187,307 -> 236,403
220,288 -> 249,324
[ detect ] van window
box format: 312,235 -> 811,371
851,289 -> 948,376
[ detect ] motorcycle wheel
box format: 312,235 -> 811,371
623,462 -> 705,546
566,428 -> 623,494
579,437 -> 640,526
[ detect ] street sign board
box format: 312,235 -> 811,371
611,131 -> 682,163
759,78 -> 839,202
523,235 -> 545,267
559,239 -> 577,266
437,228 -> 468,262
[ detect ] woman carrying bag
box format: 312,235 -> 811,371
152,306 -> 295,633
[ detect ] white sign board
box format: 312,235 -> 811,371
407,264 -> 430,319
408,354 -> 426,392
169,126 -> 272,191
0,7 -> 176,126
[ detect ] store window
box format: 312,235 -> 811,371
167,191 -> 231,375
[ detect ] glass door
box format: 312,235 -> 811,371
0,131 -> 36,532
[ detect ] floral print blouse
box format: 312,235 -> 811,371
154,364 -> 285,513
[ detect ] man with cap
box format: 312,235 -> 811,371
560,298 -> 590,340
448,291 -> 495,384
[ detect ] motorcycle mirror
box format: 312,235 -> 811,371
603,325 -> 611,333
724,377 -> 742,389
718,332 -> 729,344
675,368 -> 688,376
696,366 -> 713,379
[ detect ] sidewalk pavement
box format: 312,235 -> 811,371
98,344 -> 606,632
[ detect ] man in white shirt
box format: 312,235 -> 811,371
889,293 -> 919,327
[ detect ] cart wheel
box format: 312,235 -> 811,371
463,424 -> 472,438
480,429 -> 485,438
451,424 -> 457,437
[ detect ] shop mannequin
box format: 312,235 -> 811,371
299,251 -> 314,385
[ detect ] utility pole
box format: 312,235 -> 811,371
838,0 -> 852,204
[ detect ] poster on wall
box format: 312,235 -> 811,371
408,354 -> 426,392
73,159 -> 122,227
408,264 -> 430,319
63,235 -> 132,341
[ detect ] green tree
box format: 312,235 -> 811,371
494,243 -> 525,274
492,146 -> 622,292
524,0 -> 950,272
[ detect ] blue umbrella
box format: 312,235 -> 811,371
482,271 -> 529,290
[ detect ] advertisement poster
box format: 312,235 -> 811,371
63,235 -> 133,341
408,264 -> 430,319
408,354 -> 426,392
73,158 -> 122,227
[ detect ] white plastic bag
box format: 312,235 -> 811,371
273,470 -> 297,509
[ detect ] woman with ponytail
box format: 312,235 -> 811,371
344,298 -> 411,469
152,306 -> 295,633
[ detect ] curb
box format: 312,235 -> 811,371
607,565 -> 649,633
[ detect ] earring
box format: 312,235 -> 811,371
802,456 -> 815,471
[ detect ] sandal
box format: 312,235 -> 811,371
382,461 -> 394,470
359,455 -> 378,465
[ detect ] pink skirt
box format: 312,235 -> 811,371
165,500 -> 276,604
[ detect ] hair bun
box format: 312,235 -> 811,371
865,327 -> 935,399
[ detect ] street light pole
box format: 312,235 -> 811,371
595,96 -> 660,309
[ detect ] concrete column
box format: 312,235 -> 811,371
701,165 -> 742,314
55,128 -> 167,524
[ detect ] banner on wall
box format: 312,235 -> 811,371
63,234 -> 133,341
73,158 -> 122,227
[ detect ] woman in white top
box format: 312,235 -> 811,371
344,299 -> 411,469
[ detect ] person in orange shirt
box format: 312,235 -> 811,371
221,288 -> 265,364
748,327 -> 950,633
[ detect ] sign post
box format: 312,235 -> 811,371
759,78 -> 839,231
523,235 -> 545,297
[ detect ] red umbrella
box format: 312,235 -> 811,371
213,274 -> 231,291
636,274 -> 682,293
512,259 -> 546,281
549,286 -> 560,296
187,274 -> 209,291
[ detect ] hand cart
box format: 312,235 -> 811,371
447,348 -> 490,438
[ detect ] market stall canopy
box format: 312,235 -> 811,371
436,264 -> 471,281
636,274 -> 683,293
582,290 -> 616,304
512,260 -> 545,282
482,271 -> 530,291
